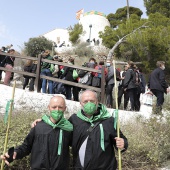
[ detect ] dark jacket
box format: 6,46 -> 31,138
5,56 -> 15,67
15,121 -> 72,170
23,65 -> 33,78
62,66 -> 75,82
148,67 -> 168,93
69,108 -> 128,170
123,68 -> 136,90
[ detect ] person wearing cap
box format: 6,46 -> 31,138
41,50 -> 53,94
0,95 -> 73,170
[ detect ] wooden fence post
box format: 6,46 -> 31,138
100,66 -> 105,104
35,54 -> 42,93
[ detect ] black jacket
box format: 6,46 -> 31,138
5,56 -> 15,67
148,67 -> 168,93
69,113 -> 128,170
62,66 -> 75,82
15,121 -> 72,170
123,68 -> 136,89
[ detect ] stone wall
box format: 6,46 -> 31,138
0,84 -> 153,122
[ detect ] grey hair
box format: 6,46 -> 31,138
156,61 -> 165,67
79,89 -> 98,102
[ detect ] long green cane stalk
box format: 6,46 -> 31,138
1,81 -> 16,170
112,60 -> 122,170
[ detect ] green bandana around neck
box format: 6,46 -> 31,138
42,114 -> 73,132
77,104 -> 110,151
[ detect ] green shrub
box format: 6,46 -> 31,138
0,112 -> 41,170
121,114 -> 170,169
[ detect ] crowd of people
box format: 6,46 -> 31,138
0,47 -> 169,112
0,46 -> 169,169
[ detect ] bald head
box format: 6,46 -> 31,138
48,96 -> 66,112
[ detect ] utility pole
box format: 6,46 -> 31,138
89,24 -> 92,43
126,0 -> 130,19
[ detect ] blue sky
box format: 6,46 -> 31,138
0,0 -> 146,52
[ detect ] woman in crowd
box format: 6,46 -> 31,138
4,49 -> 15,85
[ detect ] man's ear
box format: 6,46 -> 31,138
48,105 -> 50,111
64,106 -> 67,112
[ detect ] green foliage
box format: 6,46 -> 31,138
24,36 -> 53,57
144,0 -> 170,18
121,114 -> 170,169
69,24 -> 83,44
100,12 -> 170,73
107,7 -> 143,28
73,42 -> 94,57
0,112 -> 41,170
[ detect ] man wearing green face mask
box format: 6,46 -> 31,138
69,90 -> 128,170
0,95 -> 73,170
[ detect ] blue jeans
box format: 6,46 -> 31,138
41,69 -> 53,94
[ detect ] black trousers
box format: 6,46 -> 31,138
151,89 -> 164,106
72,86 -> 81,101
23,77 -> 30,89
118,86 -> 129,110
127,88 -> 137,111
29,78 -> 35,91
106,84 -> 114,108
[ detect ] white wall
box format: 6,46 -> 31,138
43,28 -> 72,52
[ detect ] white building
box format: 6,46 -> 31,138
42,10 -> 110,51
43,28 -> 72,50
79,10 -> 110,45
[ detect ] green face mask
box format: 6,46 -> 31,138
50,110 -> 64,121
83,102 -> 97,116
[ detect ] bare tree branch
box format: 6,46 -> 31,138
107,22 -> 150,59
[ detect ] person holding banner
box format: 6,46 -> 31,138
0,95 -> 73,170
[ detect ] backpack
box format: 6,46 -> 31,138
53,81 -> 66,95
50,64 -> 55,73
129,69 -> 140,86
78,72 -> 92,85
95,66 -> 102,78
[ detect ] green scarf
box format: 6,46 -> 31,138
42,114 -> 73,155
42,114 -> 73,131
77,104 -> 111,151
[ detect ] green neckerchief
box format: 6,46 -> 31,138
42,114 -> 73,132
42,114 -> 73,155
77,103 -> 111,126
77,104 -> 111,151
